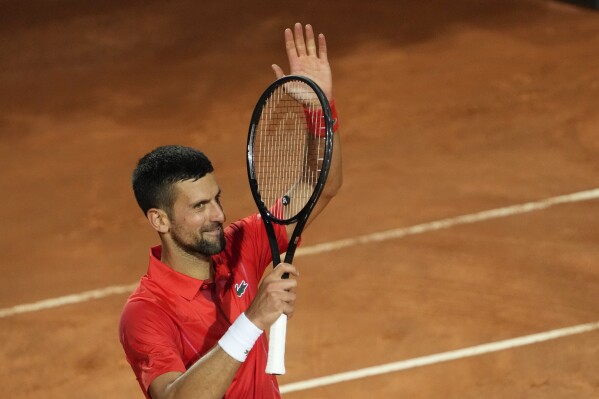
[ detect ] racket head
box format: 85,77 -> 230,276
247,75 -> 334,225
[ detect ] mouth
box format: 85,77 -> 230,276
202,225 -> 223,236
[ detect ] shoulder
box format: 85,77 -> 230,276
216,214 -> 267,275
225,213 -> 262,237
222,213 -> 266,253
224,213 -> 286,244
119,286 -> 177,341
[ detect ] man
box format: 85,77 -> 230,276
119,23 -> 342,399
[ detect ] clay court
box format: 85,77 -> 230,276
1,0 -> 599,397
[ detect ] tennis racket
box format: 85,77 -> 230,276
246,75 -> 334,375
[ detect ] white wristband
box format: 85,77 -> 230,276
218,313 -> 263,362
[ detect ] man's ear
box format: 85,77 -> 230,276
146,208 -> 171,234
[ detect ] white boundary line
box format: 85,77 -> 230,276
295,187 -> 599,256
1,187 -> 599,319
0,284 -> 138,318
279,320 -> 599,393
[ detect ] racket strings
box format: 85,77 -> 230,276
253,80 -> 325,221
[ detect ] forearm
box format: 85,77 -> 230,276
322,130 -> 343,199
307,99 -> 343,201
155,345 -> 240,399
157,265 -> 299,399
150,313 -> 263,399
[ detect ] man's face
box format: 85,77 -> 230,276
167,173 -> 226,257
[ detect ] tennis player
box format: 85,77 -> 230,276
119,23 -> 342,399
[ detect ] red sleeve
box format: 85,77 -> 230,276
119,299 -> 186,395
225,213 -> 291,280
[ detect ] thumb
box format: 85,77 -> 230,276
271,64 -> 285,79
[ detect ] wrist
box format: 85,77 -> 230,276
303,99 -> 339,138
218,313 -> 263,362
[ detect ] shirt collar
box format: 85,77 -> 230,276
147,246 -> 205,300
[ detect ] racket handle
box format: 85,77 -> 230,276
265,313 -> 287,375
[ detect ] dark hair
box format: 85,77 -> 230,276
132,145 -> 214,215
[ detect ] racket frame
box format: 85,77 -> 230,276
246,75 -> 334,375
247,75 -> 334,266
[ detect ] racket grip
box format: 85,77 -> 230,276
265,313 -> 288,375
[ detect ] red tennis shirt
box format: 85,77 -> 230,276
119,214 -> 290,399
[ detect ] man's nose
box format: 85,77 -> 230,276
210,201 -> 226,223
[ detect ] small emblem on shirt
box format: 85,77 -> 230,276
235,280 -> 249,297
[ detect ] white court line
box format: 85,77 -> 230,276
279,320 -> 599,393
1,187 -> 599,319
0,284 -> 138,318
296,187 -> 599,256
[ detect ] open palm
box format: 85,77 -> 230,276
272,23 -> 333,101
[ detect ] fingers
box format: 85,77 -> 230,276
269,263 -> 298,318
293,23 -> 308,57
274,289 -> 296,313
318,33 -> 328,62
272,262 -> 299,279
245,263 -> 299,330
284,27 -> 297,60
304,24 -> 317,56
285,23 -> 321,58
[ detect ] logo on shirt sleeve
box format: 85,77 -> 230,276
235,280 -> 249,297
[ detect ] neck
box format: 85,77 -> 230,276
160,238 -> 213,280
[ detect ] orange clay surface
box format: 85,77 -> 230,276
1,1 -> 599,398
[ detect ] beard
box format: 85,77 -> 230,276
171,223 -> 226,257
